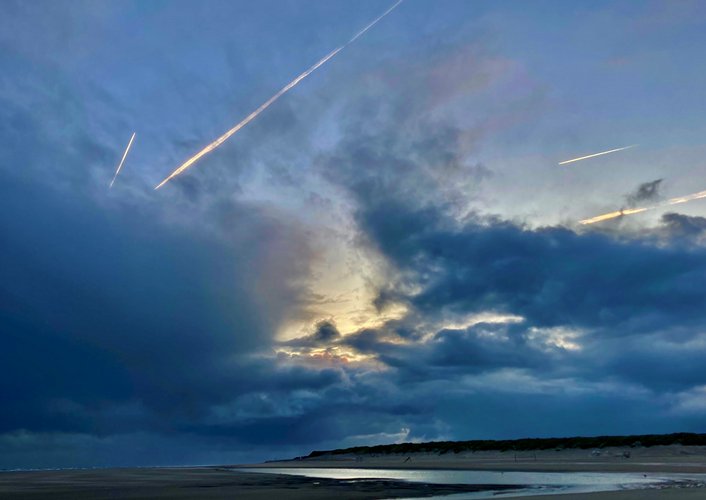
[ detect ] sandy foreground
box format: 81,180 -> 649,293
0,468 -> 517,499
1,445 -> 704,499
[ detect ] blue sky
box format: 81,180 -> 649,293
3,0 -> 706,468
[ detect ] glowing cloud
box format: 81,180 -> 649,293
579,189 -> 706,225
155,0 -> 404,190
667,190 -> 706,206
109,132 -> 136,189
559,145 -> 637,166
579,207 -> 648,225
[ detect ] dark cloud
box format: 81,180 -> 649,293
303,43 -> 706,451
0,104 -> 326,464
314,53 -> 706,341
579,334 -> 706,392
660,212 -> 706,238
283,320 -> 342,348
4,0 -> 706,471
321,102 -> 706,338
626,178 -> 663,207
427,323 -> 541,370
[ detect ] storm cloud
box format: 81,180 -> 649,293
3,0 -> 706,470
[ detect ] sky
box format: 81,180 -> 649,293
2,0 -> 706,469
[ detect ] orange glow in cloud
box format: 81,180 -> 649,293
579,189 -> 706,225
579,207 -> 648,225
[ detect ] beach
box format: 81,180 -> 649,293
1,445 -> 704,499
255,444 -> 706,474
526,491 -> 706,500
0,467 -> 522,499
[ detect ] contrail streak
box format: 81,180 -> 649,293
110,132 -> 136,189
667,190 -> 706,206
579,189 -> 706,225
559,145 -> 637,166
579,207 -> 648,225
155,0 -> 404,190
349,0 -> 403,42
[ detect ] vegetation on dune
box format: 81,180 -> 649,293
306,432 -> 706,458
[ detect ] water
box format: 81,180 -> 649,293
240,467 -> 706,498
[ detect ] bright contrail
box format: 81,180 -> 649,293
579,207 -> 648,225
579,189 -> 706,225
109,132 -> 136,188
155,0 -> 404,190
559,145 -> 637,166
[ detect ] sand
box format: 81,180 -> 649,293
527,491 -> 706,500
0,467 -> 521,499
1,445 -> 704,499
255,444 -> 706,474
242,445 -> 706,498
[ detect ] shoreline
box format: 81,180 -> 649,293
1,467 -> 702,500
0,467 -> 525,499
241,461 -> 706,474
1,445 -> 705,499
241,444 -> 706,475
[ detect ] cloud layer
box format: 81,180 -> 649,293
3,0 -> 706,469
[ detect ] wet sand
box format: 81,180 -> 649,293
243,445 -> 706,498
528,490 -> 706,500
2,445 -> 704,499
0,467 -> 521,499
